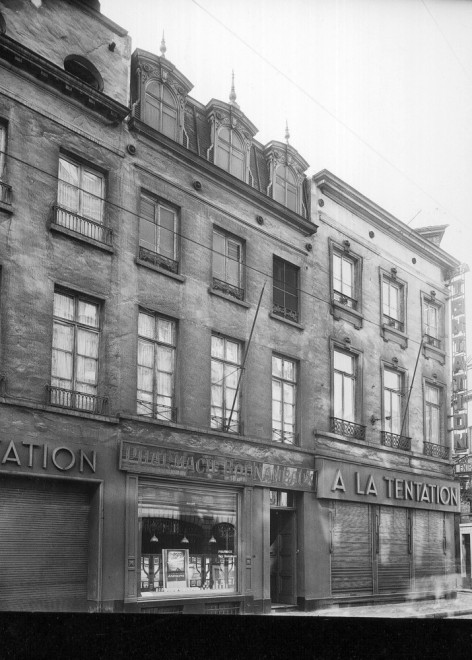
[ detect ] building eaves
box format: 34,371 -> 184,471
313,169 -> 461,272
0,34 -> 129,122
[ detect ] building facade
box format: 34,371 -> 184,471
0,0 -> 462,613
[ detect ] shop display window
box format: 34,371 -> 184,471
138,483 -> 238,597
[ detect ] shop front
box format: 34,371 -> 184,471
120,440 -> 315,614
313,458 -> 460,605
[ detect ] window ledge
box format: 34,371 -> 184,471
423,342 -> 446,365
0,396 -> 119,423
269,312 -> 304,330
50,222 -> 114,253
331,300 -> 363,329
208,287 -> 251,308
0,200 -> 13,215
381,323 -> 408,349
135,257 -> 185,282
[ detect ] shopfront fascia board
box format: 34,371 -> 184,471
119,440 -> 315,492
315,457 -> 460,513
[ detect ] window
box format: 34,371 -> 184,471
273,257 -> 300,323
332,251 -> 357,310
424,383 -> 442,444
64,55 -> 104,91
212,229 -> 244,300
383,368 -> 404,435
382,278 -> 405,331
272,355 -> 297,444
139,194 -> 178,274
211,335 -> 242,433
423,299 -> 441,349
137,311 -> 176,421
215,127 -> 245,180
50,290 -> 102,413
273,164 -> 297,212
333,349 -> 356,422
143,81 -> 178,140
139,483 -> 238,597
0,123 -> 5,180
56,155 -> 108,243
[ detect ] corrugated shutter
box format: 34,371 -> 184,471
414,510 -> 445,591
0,476 -> 90,611
331,501 -> 373,596
378,507 -> 411,593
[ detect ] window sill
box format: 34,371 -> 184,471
331,300 -> 363,329
0,395 -> 119,423
208,287 -> 250,308
50,222 -> 114,253
381,323 -> 408,349
423,342 -> 446,365
0,199 -> 13,215
269,312 -> 304,330
135,257 -> 186,282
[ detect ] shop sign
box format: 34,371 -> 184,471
120,441 -> 315,491
0,440 -> 96,474
315,458 -> 460,512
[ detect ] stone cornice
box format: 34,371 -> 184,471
129,117 -> 317,236
313,169 -> 461,273
132,49 -> 193,96
264,140 -> 310,173
0,34 -> 129,122
205,98 -> 258,138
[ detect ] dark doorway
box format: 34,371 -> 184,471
270,510 -> 296,605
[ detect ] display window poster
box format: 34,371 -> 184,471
163,549 -> 189,589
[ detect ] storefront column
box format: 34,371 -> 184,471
298,492 -> 331,610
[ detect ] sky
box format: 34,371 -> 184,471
101,0 -> 472,326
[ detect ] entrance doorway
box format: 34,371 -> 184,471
270,510 -> 296,605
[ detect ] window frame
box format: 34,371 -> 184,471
271,354 -> 298,445
214,126 -> 246,181
381,363 -> 408,437
273,164 -> 299,213
143,80 -> 179,141
272,256 -> 300,324
0,121 -> 6,180
210,333 -> 243,434
423,378 -> 445,446
330,340 -> 363,427
136,309 -> 177,422
211,227 -> 245,300
138,192 -> 180,271
57,153 -> 105,225
329,240 -> 363,329
421,292 -> 445,364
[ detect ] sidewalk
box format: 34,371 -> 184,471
274,590 -> 472,618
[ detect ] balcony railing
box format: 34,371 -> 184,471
46,384 -> 108,415
53,205 -> 112,246
333,290 -> 358,310
212,277 -> 245,301
383,315 -> 404,332
423,441 -> 450,460
424,334 -> 441,349
138,245 -> 179,274
272,428 -> 297,445
211,415 -> 240,434
330,416 -> 366,440
381,431 -> 411,451
272,303 -> 299,324
137,400 -> 177,422
0,180 -> 12,205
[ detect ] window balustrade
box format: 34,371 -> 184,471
138,245 -> 179,274
212,277 -> 244,301
381,431 -> 411,451
330,416 -> 366,440
423,441 -> 449,460
53,205 -> 112,246
46,384 -> 108,415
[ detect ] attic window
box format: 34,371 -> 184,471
64,55 -> 103,91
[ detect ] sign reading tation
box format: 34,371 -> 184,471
315,458 -> 460,513
120,441 -> 315,491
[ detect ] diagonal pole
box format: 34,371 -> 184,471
399,334 -> 425,440
225,282 -> 266,432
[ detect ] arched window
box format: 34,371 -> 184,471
215,127 -> 245,180
64,55 -> 103,91
274,164 -> 298,212
143,81 -> 178,140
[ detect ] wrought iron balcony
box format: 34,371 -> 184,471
53,205 -> 112,246
424,334 -> 441,349
381,431 -> 411,451
383,314 -> 404,332
423,441 -> 450,460
138,245 -> 179,274
212,277 -> 245,301
272,428 -> 297,445
137,400 -> 177,422
333,290 -> 358,310
46,384 -> 108,415
272,303 -> 299,324
330,416 -> 366,440
211,415 -> 240,434
0,180 -> 12,205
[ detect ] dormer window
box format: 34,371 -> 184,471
274,164 -> 298,212
64,55 -> 103,91
144,81 -> 178,140
215,127 -> 245,180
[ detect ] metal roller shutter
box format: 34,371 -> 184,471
378,506 -> 411,593
331,501 -> 373,596
413,510 -> 445,591
0,476 -> 91,611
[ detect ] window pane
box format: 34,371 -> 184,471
384,369 -> 400,390
137,365 -> 153,393
157,318 -> 174,345
144,94 -> 160,130
156,371 -> 172,397
77,328 -> 99,358
162,107 -> 177,139
211,335 -> 224,359
158,207 -> 175,258
283,382 -> 295,405
272,356 -> 283,378
54,292 -> 75,321
140,197 -> 155,221
157,345 -> 174,373
333,372 -> 343,418
139,217 -> 156,251
341,259 -> 353,296
225,340 -> 240,364
76,356 -> 97,385
344,377 -> 355,421
333,254 -> 342,290
272,379 -> 282,403
77,300 -> 99,328
426,385 -> 439,405
52,322 -> 73,352
211,359 -> 224,384
138,340 -> 154,369
334,350 -> 354,374
138,312 -> 155,340
59,158 -> 79,186
52,349 -> 73,380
